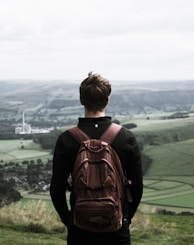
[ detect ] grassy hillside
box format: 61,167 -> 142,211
144,139 -> 194,176
1,214 -> 193,245
133,117 -> 194,143
0,198 -> 193,245
131,117 -> 194,214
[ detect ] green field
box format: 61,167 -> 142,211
131,117 -> 194,213
140,139 -> 194,213
0,139 -> 52,163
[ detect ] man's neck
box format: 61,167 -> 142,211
84,109 -> 105,118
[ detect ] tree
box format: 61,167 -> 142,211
33,129 -> 61,150
0,179 -> 22,207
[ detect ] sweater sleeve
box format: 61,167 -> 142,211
112,127 -> 143,222
50,132 -> 78,227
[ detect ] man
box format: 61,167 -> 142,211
50,72 -> 143,245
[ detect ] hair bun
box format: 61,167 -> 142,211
88,71 -> 93,77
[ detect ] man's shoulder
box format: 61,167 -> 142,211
57,128 -> 80,146
118,125 -> 135,138
112,126 -> 137,149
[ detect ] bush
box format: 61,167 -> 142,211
123,123 -> 137,129
0,179 -> 22,207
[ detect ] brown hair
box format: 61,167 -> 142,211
79,72 -> 111,113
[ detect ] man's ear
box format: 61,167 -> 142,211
80,96 -> 84,105
106,96 -> 110,106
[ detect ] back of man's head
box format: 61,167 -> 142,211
79,72 -> 111,113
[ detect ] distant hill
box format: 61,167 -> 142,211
109,80 -> 194,115
0,80 -> 194,129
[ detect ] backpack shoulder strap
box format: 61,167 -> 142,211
100,123 -> 122,144
68,127 -> 90,143
69,123 -> 122,144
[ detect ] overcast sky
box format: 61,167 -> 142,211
0,0 -> 194,82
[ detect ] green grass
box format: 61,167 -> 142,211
141,138 -> 194,211
131,213 -> 194,245
0,139 -> 51,163
0,209 -> 194,245
0,139 -> 31,152
0,226 -> 67,245
0,199 -> 194,245
133,116 -> 194,134
144,140 -> 194,176
125,116 -> 194,214
150,193 -> 194,208
0,198 -> 64,232
133,117 -> 194,145
140,138 -> 194,212
141,179 -> 194,213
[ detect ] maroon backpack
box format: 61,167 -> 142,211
68,123 -> 127,232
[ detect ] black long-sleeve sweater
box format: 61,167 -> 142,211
50,117 -> 143,245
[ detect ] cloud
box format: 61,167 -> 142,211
0,0 -> 194,80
